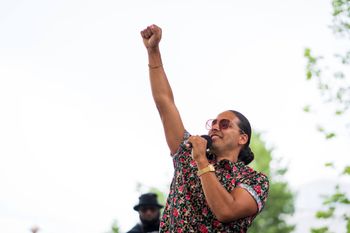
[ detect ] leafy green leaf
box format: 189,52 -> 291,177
307,70 -> 313,80
304,48 -> 311,57
325,162 -> 334,167
310,226 -> 330,233
335,110 -> 344,115
325,132 -> 336,139
317,126 -> 325,132
303,105 -> 311,112
315,207 -> 335,219
343,166 -> 350,175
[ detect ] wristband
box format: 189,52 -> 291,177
197,164 -> 215,177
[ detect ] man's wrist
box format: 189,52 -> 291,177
147,46 -> 160,54
147,46 -> 161,65
196,159 -> 210,170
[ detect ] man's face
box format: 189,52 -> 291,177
208,111 -> 248,153
139,205 -> 160,222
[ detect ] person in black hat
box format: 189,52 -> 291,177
126,193 -> 164,233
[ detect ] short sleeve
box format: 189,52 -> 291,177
238,173 -> 269,212
171,130 -> 191,157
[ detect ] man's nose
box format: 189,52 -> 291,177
211,122 -> 220,131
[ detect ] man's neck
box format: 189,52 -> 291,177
214,149 -> 239,162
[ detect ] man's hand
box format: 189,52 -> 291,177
140,24 -> 162,50
188,135 -> 209,166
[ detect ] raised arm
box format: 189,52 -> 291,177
140,25 -> 185,154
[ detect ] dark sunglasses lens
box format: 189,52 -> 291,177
219,119 -> 230,129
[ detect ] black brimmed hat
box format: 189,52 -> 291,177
133,193 -> 164,211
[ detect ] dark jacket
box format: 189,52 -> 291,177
126,223 -> 159,233
126,224 -> 143,233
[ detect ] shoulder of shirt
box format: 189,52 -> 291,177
242,164 -> 269,180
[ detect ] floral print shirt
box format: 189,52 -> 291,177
160,131 -> 269,233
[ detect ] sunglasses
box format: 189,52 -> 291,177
206,118 -> 246,134
139,206 -> 158,213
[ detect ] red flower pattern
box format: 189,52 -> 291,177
254,185 -> 262,195
199,224 -> 209,233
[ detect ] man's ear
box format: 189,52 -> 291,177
238,134 -> 248,146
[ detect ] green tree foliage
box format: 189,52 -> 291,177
308,163 -> 350,233
248,133 -> 295,233
304,0 -> 350,137
304,1 -> 350,232
106,220 -> 120,233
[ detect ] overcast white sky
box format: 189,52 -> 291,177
1,0 -> 349,233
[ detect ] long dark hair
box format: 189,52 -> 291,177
229,110 -> 254,165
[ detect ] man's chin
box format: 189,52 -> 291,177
211,143 -> 220,151
140,214 -> 160,227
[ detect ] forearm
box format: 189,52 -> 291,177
198,162 -> 238,222
147,47 -> 175,108
141,25 -> 185,153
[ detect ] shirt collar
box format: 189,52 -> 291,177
208,153 -> 245,171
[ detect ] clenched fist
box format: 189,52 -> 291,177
140,24 -> 162,50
